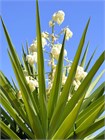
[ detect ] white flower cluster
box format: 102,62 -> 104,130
47,65 -> 87,94
73,66 -> 87,91
51,44 -> 67,60
26,52 -> 37,66
17,75 -> 38,99
26,76 -> 38,92
49,10 -> 65,26
20,10 -> 87,98
75,66 -> 87,81
29,38 -> 47,53
26,37 -> 47,66
49,10 -> 73,41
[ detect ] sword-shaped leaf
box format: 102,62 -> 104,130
91,130 -> 105,140
85,48 -> 97,71
64,94 -> 104,138
52,96 -> 84,139
76,102 -> 104,133
0,72 -> 29,125
76,95 -> 105,127
81,81 -> 105,111
77,115 -> 105,139
48,33 -> 66,122
85,70 -> 105,98
49,51 -> 105,137
49,19 -> 90,137
1,16 -> 44,138
80,41 -> 89,67
22,46 -> 32,75
36,0 -> 47,136
0,120 -> 21,139
0,95 -> 34,139
8,50 -> 44,138
11,78 -> 18,92
1,107 -> 15,129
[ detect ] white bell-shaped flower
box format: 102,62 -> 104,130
42,32 -> 49,39
51,44 -> 67,60
26,52 -> 37,66
75,66 -> 87,81
49,20 -> 55,27
29,40 -> 37,52
25,76 -> 38,92
73,80 -> 79,91
52,10 -> 65,25
26,55 -> 35,66
51,47 -> 60,60
29,37 -> 47,53
32,52 -> 37,63
42,37 -> 47,47
64,27 -> 73,40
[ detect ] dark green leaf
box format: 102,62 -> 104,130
1,120 -> 21,139
48,33 -> 66,123
36,0 -> 47,137
80,41 -> 89,67
85,47 -> 97,71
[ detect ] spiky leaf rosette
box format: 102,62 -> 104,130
0,0 -> 105,139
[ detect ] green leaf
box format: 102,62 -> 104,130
1,16 -> 45,138
76,95 -> 105,128
0,120 -> 21,139
1,130 -> 10,139
30,90 -> 40,118
81,81 -> 105,111
76,102 -> 104,133
36,0 -> 47,137
77,115 -> 105,139
0,71 -> 29,126
80,41 -> 89,67
48,33 -> 66,123
8,50 -> 44,138
11,78 -> 18,92
1,107 -> 15,128
22,45 -> 32,75
0,88 -> 11,105
64,51 -> 105,119
1,17 -> 32,112
66,94 -> 104,138
0,17 -> 22,68
49,50 -> 105,137
85,70 -> 105,98
52,96 -> 84,139
49,18 -> 90,137
26,41 -> 29,54
0,17 -> 33,103
91,130 -> 105,140
85,47 -> 97,71
32,88 -> 40,109
0,95 -> 34,139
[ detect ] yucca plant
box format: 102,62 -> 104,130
0,0 -> 105,139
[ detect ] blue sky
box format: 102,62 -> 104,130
0,0 -> 104,82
